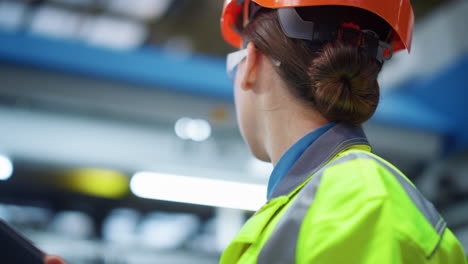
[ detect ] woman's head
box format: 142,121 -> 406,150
221,0 -> 414,160
241,8 -> 383,125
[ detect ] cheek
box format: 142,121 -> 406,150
234,82 -> 256,145
232,66 -> 264,159
234,80 -> 246,135
234,89 -> 267,161
233,78 -> 268,161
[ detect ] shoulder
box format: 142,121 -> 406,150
296,150 -> 450,262
316,150 -> 396,204
313,150 -> 428,221
307,150 -> 421,225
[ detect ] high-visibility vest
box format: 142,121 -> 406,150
220,124 -> 467,264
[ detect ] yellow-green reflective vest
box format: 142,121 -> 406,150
220,124 -> 467,264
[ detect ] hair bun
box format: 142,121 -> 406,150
309,41 -> 382,125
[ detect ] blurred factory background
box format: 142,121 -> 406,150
0,0 -> 467,263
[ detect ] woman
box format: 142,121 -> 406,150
218,0 -> 467,263
45,1 -> 466,263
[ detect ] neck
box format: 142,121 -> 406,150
263,107 -> 329,166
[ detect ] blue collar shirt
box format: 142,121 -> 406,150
266,122 -> 336,200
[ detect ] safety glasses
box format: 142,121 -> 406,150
226,48 -> 248,81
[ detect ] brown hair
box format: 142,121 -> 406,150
242,7 -> 384,125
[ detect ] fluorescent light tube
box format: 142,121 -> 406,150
130,172 -> 266,211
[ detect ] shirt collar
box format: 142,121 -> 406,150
268,122 -> 370,200
267,122 -> 336,199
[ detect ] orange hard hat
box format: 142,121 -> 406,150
221,0 -> 414,53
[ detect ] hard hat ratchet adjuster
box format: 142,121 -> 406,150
278,8 -> 393,63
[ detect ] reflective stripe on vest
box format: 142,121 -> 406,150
257,152 -> 447,264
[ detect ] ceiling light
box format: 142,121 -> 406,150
175,118 -> 212,142
0,155 -> 13,181
130,172 -> 266,211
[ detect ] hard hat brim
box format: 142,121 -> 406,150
221,0 -> 414,53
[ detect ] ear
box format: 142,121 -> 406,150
240,42 -> 260,91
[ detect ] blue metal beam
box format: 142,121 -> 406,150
374,53 -> 468,153
0,30 -> 233,99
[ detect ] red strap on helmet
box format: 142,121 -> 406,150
341,22 -> 360,31
338,22 -> 363,45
